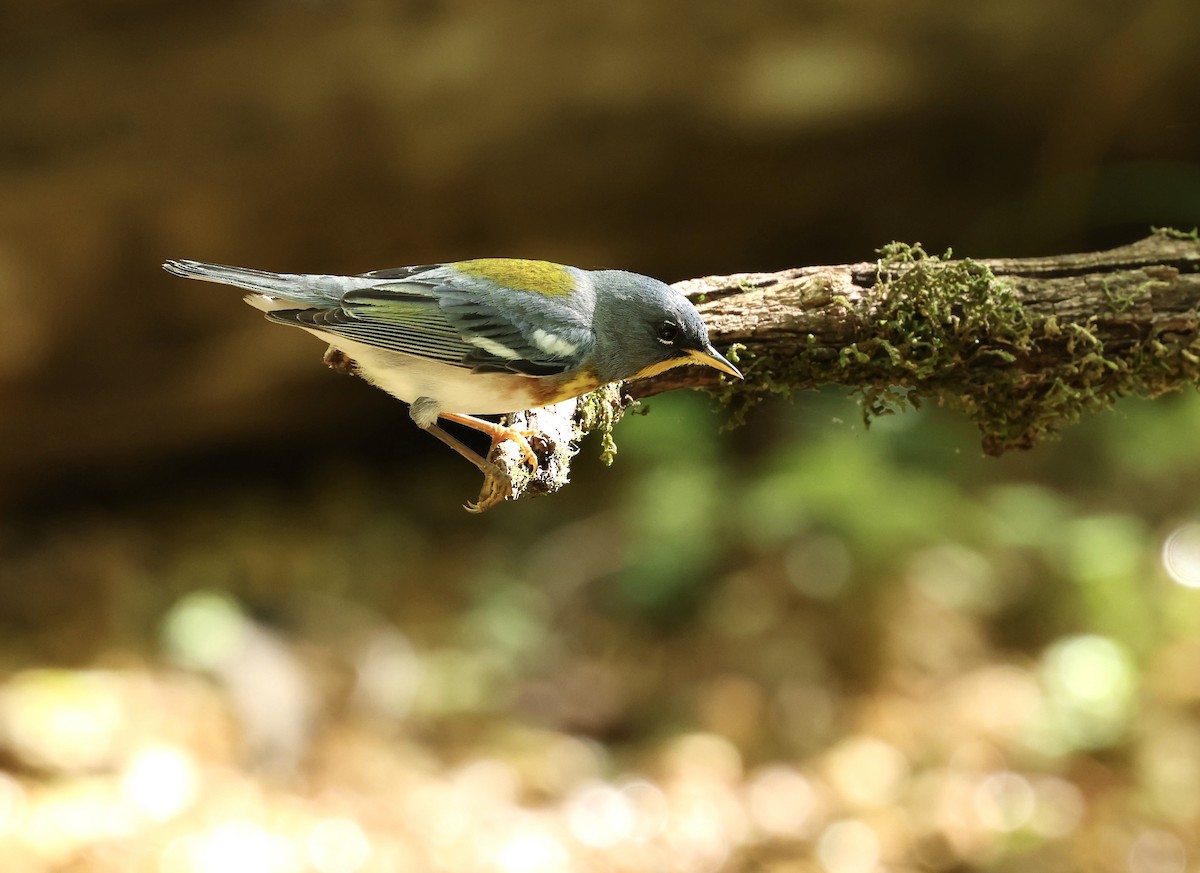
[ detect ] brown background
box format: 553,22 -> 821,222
2,0 -> 1197,506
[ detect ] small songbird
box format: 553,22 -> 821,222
162,257 -> 741,505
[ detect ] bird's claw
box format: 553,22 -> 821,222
464,461 -> 514,513
465,431 -> 551,512
499,428 -> 542,471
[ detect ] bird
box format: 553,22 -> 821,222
162,257 -> 742,506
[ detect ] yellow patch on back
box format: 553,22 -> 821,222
453,259 -> 576,297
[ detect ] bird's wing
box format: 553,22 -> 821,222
268,264 -> 594,376
266,291 -> 474,365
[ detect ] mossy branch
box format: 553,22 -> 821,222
478,231 -> 1200,510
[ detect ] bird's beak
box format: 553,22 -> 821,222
686,345 -> 743,379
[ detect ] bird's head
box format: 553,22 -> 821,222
590,271 -> 742,385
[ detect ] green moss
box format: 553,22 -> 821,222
717,342 -> 810,429
1152,225 -> 1199,242
576,383 -> 629,465
1101,281 -> 1132,313
718,241 -> 1200,455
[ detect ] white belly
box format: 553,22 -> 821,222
313,333 -> 536,415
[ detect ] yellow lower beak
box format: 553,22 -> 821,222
686,345 -> 743,379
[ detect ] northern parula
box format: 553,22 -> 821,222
163,257 -> 741,484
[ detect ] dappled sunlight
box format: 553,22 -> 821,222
119,745 -> 200,822
1162,522 -> 1200,588
4,391 -> 1200,871
306,818 -> 371,873
817,819 -> 880,873
1128,829 -> 1188,873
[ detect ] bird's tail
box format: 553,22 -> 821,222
162,259 -> 376,311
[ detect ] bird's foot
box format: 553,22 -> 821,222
418,421 -> 522,513
438,413 -> 542,470
464,462 -> 514,514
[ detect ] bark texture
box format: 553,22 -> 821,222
472,231 -> 1200,511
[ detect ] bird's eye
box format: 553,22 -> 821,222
656,321 -> 680,343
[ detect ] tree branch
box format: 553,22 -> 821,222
473,231 -> 1200,511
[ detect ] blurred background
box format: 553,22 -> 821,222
2,1 -> 1200,871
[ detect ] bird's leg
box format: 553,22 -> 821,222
420,421 -> 492,472
419,422 -> 514,513
408,397 -> 493,470
410,398 -> 519,513
437,412 -> 541,470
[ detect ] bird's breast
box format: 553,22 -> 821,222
317,334 -> 603,415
